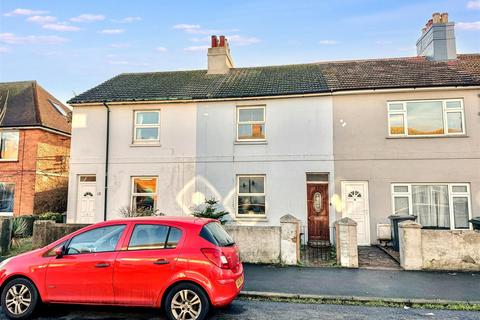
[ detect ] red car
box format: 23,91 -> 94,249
0,217 -> 243,320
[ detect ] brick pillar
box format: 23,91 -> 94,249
398,221 -> 423,270
280,214 -> 300,265
335,217 -> 358,268
0,217 -> 12,255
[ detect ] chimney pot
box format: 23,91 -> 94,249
211,35 -> 218,48
219,35 -> 225,47
432,12 -> 441,23
441,13 -> 448,23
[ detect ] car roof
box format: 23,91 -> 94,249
98,216 -> 215,226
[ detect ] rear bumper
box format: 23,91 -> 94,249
210,266 -> 244,307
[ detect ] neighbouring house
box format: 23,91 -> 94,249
0,81 -> 71,216
67,13 -> 479,246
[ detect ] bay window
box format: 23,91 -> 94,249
388,99 -> 465,136
392,183 -> 471,230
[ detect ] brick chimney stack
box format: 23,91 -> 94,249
207,35 -> 235,74
416,12 -> 457,61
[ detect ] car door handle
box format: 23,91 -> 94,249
95,262 -> 111,268
153,259 -> 169,265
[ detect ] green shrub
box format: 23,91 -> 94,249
37,212 -> 64,223
192,198 -> 230,224
11,217 -> 28,247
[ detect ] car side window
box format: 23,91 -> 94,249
128,224 -> 183,251
66,225 -> 126,255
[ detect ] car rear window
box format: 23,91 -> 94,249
200,222 -> 235,247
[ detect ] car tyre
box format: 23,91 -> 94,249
1,278 -> 39,320
164,283 -> 210,320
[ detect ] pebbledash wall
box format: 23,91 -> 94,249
333,87 -> 480,244
67,96 -> 334,235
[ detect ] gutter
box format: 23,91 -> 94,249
103,101 -> 110,221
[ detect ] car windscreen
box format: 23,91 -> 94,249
200,222 -> 235,247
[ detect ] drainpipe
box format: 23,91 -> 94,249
103,101 -> 110,221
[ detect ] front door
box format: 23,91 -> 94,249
77,175 -> 96,223
342,181 -> 370,245
307,184 -> 329,244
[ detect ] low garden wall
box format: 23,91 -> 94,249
399,221 -> 480,271
32,220 -> 89,248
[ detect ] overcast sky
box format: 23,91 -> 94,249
1,0 -> 479,104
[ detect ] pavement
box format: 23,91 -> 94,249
242,264 -> 480,303
1,299 -> 479,320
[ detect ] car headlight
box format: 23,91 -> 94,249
0,257 -> 12,269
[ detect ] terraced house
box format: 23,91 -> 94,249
67,13 -> 479,245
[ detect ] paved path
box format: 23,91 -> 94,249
243,264 -> 480,302
1,300 -> 479,320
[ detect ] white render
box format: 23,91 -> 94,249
67,96 -> 335,234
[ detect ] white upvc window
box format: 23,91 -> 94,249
0,130 -> 19,161
391,183 -> 472,230
236,175 -> 266,217
387,99 -> 465,137
0,182 -> 15,216
131,177 -> 158,212
236,106 -> 266,141
133,110 -> 160,144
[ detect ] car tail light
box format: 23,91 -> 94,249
201,248 -> 230,269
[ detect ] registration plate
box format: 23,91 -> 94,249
235,275 -> 244,289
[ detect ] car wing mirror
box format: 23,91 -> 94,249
54,246 -> 64,258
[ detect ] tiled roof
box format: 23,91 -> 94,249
68,54 -> 480,104
0,81 -> 71,134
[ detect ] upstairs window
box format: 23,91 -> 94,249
49,99 -> 69,117
387,99 -> 465,136
0,131 -> 19,161
237,106 -> 265,141
134,111 -> 160,143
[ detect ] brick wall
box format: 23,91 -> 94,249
0,128 -> 70,216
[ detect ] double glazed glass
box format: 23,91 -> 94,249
237,176 -> 266,216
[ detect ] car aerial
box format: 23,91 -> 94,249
0,216 -> 243,320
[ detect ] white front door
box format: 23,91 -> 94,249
342,181 -> 371,245
77,175 -> 97,223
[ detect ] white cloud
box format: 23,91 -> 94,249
184,45 -> 209,52
109,43 -> 131,48
0,47 -> 10,53
26,15 -> 57,24
227,35 -> 261,46
70,14 -> 105,22
457,21 -> 480,30
108,60 -> 129,65
4,8 -> 48,16
467,0 -> 480,9
100,29 -> 125,34
0,33 -> 68,45
155,46 -> 167,52
319,40 -> 339,45
114,16 -> 142,23
173,24 -> 201,30
42,23 -> 81,32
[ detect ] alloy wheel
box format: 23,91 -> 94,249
5,284 -> 32,315
170,289 -> 202,320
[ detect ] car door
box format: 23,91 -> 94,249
113,223 -> 184,306
45,224 -> 127,304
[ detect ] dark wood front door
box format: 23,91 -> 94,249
307,184 -> 329,244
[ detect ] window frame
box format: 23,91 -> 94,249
236,106 -> 266,142
133,110 -> 161,144
127,224 -> 183,251
130,176 -> 158,211
0,130 -> 20,162
0,182 -> 15,216
387,99 -> 466,137
391,183 -> 472,230
236,174 -> 267,218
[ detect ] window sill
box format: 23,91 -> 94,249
234,216 -> 268,222
0,159 -> 19,162
234,140 -> 268,145
130,143 -> 161,147
386,135 -> 469,139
